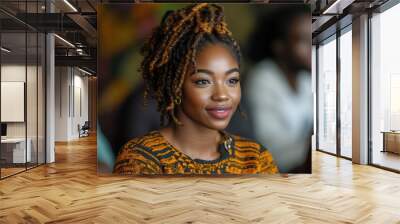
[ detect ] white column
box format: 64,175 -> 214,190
352,14 -> 369,164
312,45 -> 317,151
46,1 -> 55,163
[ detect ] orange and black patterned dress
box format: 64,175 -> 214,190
113,131 -> 279,175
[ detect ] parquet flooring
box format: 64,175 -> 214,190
1,163 -> 44,178
1,135 -> 400,223
373,151 -> 400,171
1,167 -> 26,178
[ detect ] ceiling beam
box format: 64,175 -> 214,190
55,55 -> 96,72
67,13 -> 97,39
322,0 -> 356,14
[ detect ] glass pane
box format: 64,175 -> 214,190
38,33 -> 45,165
340,29 -> 352,158
318,37 -> 337,154
1,31 -> 27,177
27,31 -> 38,169
371,4 -> 400,171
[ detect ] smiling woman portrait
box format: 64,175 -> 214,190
113,3 -> 279,175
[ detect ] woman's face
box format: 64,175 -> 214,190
178,43 -> 241,130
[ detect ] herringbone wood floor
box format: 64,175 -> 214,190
1,135 -> 400,224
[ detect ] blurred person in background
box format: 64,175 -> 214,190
245,6 -> 312,173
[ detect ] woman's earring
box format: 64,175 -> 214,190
174,96 -> 182,105
223,135 -> 233,156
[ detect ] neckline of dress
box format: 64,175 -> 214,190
153,130 -> 232,164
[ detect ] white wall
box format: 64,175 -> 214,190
55,67 -> 89,141
1,65 -> 37,138
55,67 -> 69,141
1,65 -> 26,134
1,64 -> 45,164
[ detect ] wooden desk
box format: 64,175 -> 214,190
1,138 -> 31,163
382,131 -> 400,154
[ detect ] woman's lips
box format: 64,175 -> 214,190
206,107 -> 232,120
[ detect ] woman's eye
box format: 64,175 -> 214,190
194,79 -> 211,86
228,78 -> 240,85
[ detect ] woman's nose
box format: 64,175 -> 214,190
211,83 -> 229,101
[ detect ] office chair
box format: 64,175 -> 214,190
78,121 -> 90,138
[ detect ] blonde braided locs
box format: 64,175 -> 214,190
140,3 -> 241,126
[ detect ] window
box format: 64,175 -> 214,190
317,35 -> 337,154
371,2 -> 400,171
339,27 -> 352,158
0,1 -> 47,179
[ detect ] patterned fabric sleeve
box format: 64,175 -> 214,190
113,143 -> 162,175
259,146 -> 279,174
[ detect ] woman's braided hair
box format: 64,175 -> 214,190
140,3 -> 241,126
